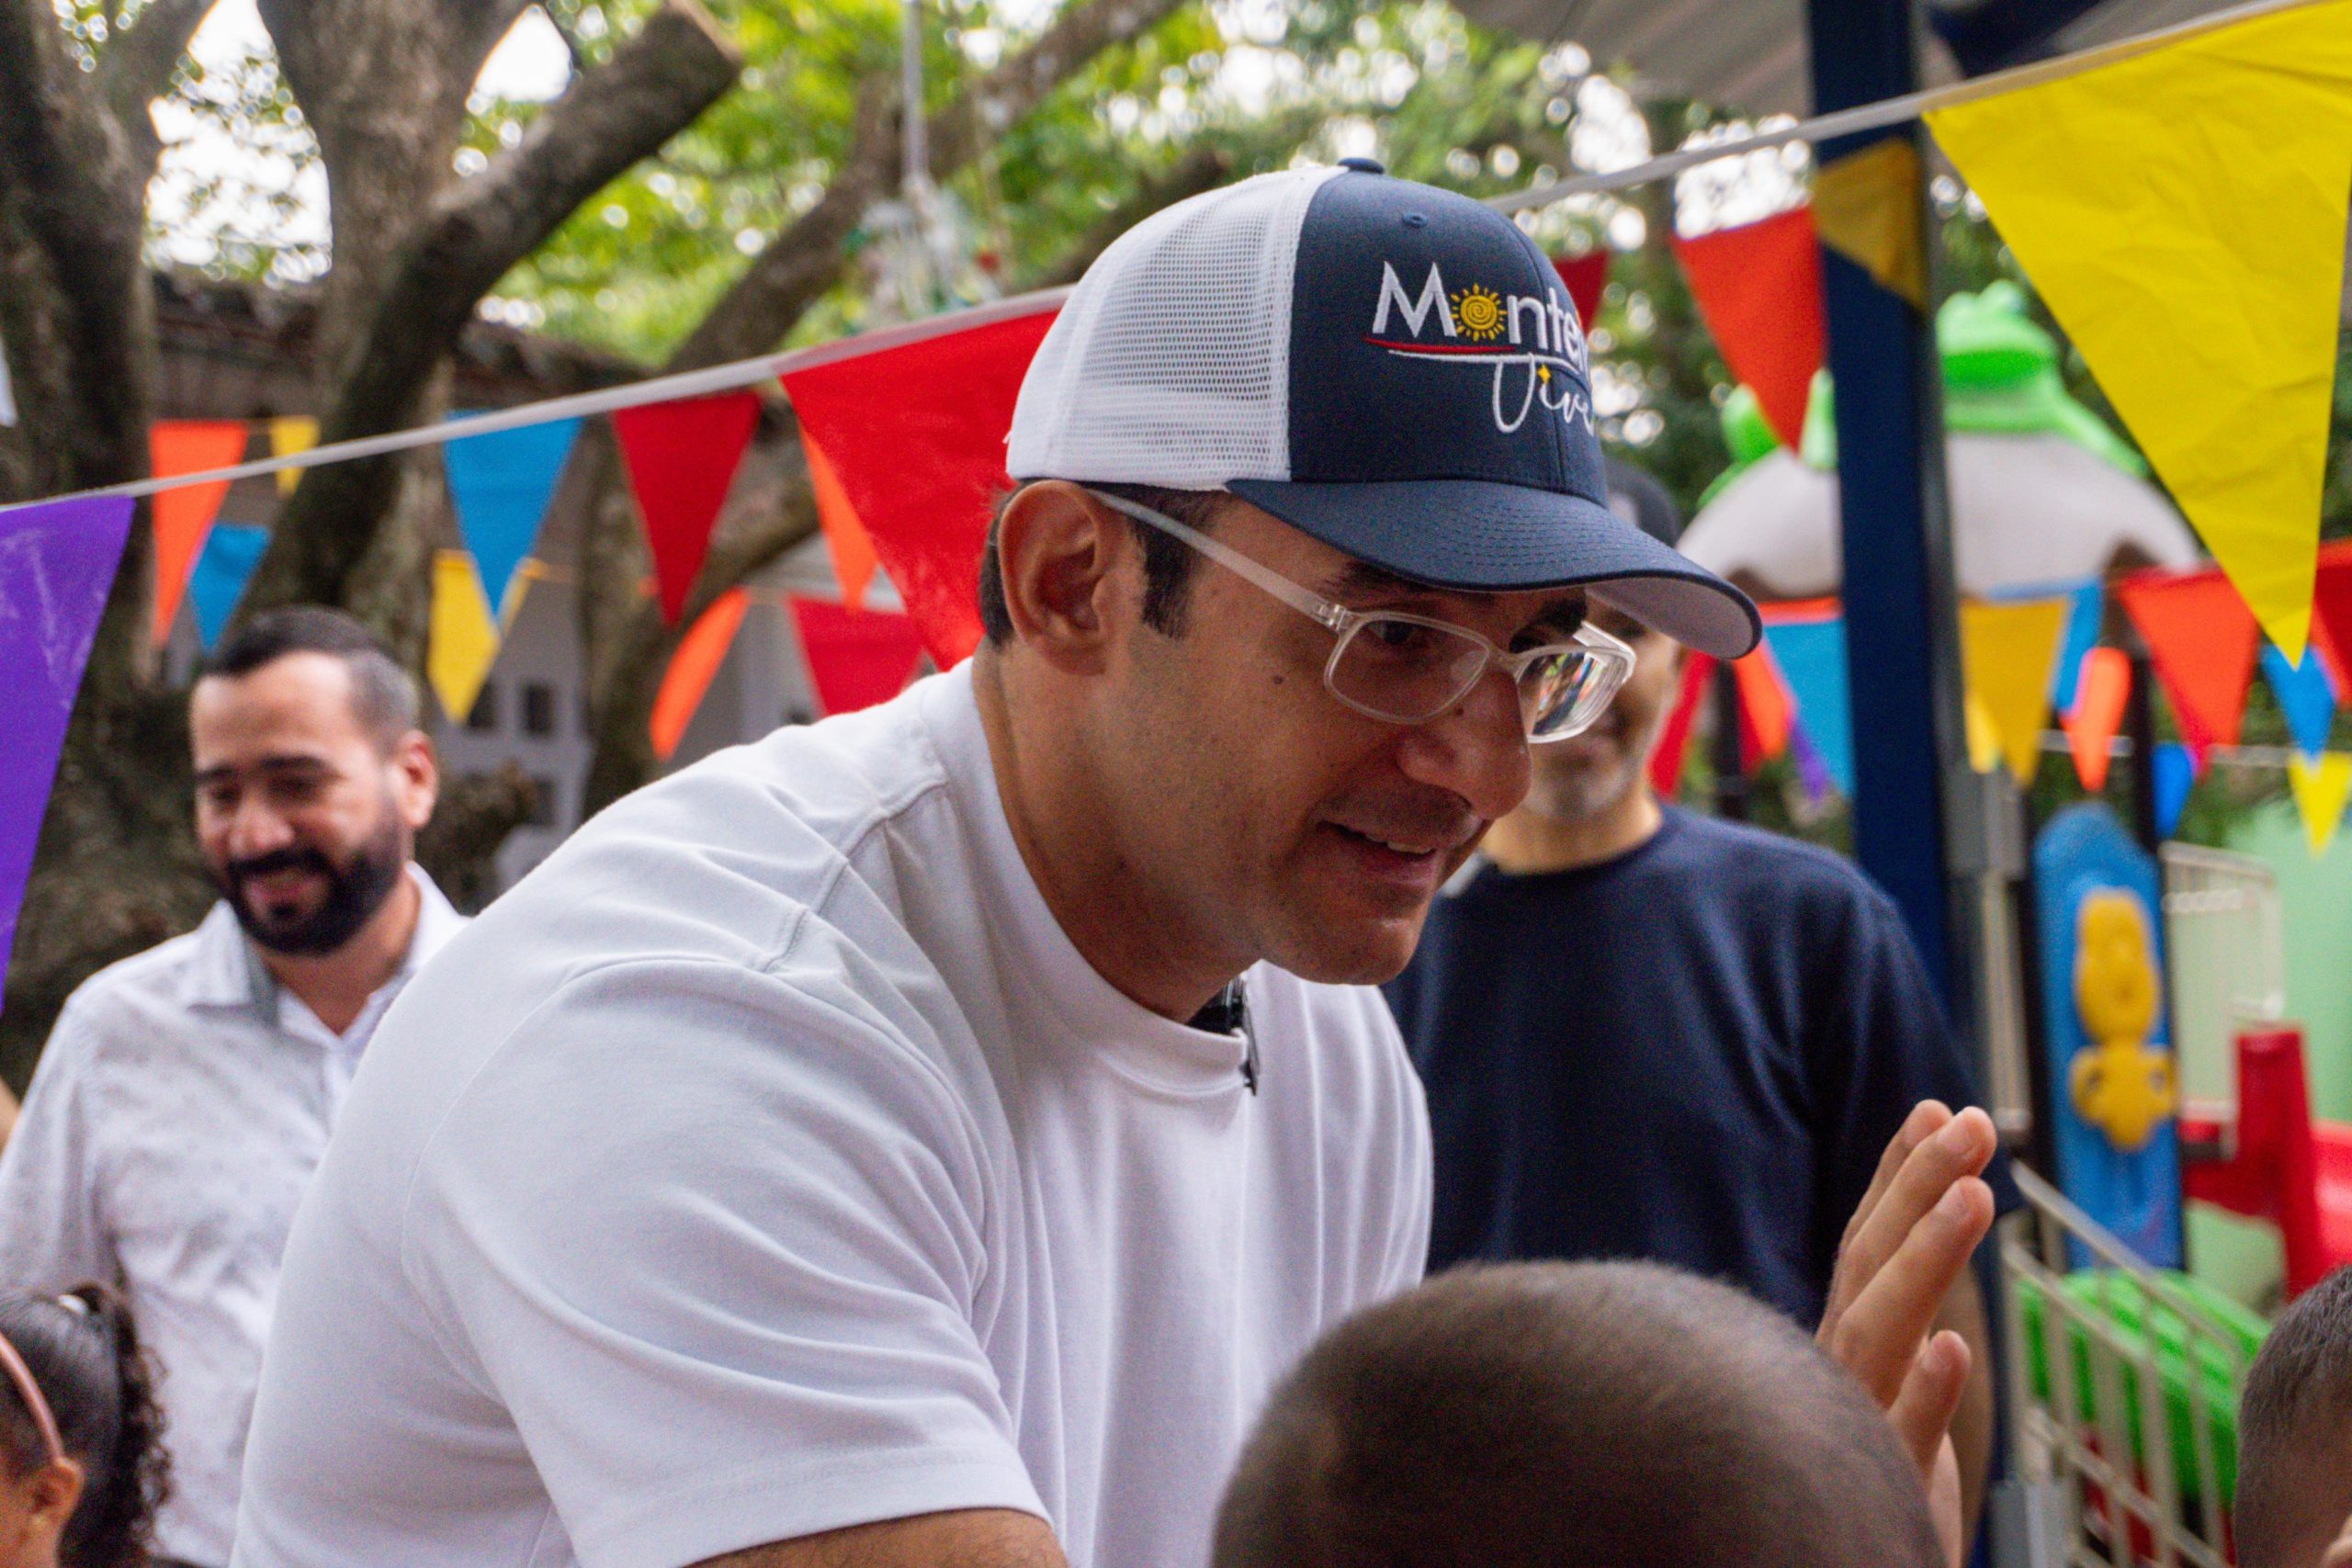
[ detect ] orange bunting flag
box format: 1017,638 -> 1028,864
1733,645 -> 1793,762
801,429 -> 879,610
1671,208 -> 1824,449
782,300 -> 1062,670
2063,647 -> 2132,793
614,391 -> 762,626
788,597 -> 928,716
149,421 -> 250,646
2117,569 -> 2261,759
650,588 -> 751,762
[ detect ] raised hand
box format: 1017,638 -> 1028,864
1818,1101 -> 1998,1567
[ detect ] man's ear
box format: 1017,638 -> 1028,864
390,729 -> 439,832
993,482 -> 1136,674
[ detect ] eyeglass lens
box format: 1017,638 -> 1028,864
1329,617 -> 1603,736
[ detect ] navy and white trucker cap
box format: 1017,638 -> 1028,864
1005,159 -> 1760,659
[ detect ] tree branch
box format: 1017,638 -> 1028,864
665,0 -> 1187,374
96,0 -> 213,169
0,0 -> 158,508
240,0 -> 741,618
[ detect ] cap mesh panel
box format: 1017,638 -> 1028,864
1006,167 -> 1340,486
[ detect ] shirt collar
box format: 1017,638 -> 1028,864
178,863 -> 463,1013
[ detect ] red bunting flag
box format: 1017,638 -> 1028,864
1671,207 -> 1825,449
649,587 -> 751,761
614,390 -> 762,625
2117,568 -> 2261,758
1648,651 -> 1716,798
2062,647 -> 2132,792
1552,252 -> 1610,333
788,597 -> 928,716
2315,540 -> 2352,683
149,421 -> 250,646
782,300 -> 1061,670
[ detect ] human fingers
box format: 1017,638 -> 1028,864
1886,1329 -> 1972,1478
1822,1108 -> 1992,1349
1826,1177 -> 1995,1407
1823,1102 -> 1951,1339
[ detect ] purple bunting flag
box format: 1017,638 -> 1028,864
0,496 -> 134,1010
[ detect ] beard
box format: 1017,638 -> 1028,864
216,811 -> 407,957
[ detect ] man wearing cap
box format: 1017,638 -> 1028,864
234,164 -> 1997,1568
1385,457 -> 2018,1535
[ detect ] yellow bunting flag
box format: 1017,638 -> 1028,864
2289,751 -> 2352,855
1813,138 -> 1926,310
269,416 -> 318,498
1959,597 -> 2071,783
427,550 -> 500,723
1925,0 -> 2352,661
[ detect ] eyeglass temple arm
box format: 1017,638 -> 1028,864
1082,489 -> 1349,630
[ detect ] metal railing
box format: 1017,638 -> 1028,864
2161,845 -> 2286,1106
1999,1165 -> 2255,1568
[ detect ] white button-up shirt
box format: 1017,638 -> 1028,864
0,868 -> 464,1566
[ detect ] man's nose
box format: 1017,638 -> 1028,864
1392,667 -> 1531,822
224,797 -> 298,860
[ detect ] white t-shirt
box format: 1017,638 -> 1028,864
232,664 -> 1431,1568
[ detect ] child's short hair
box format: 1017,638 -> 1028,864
2239,1267 -> 2352,1568
1213,1259 -> 1941,1568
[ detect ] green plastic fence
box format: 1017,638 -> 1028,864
2014,1268 -> 2268,1507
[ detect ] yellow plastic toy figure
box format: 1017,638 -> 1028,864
2069,890 -> 2175,1152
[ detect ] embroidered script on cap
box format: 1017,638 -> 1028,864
1365,262 -> 1593,436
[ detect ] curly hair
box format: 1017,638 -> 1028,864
0,1286 -> 171,1568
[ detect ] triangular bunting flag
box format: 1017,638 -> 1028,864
2118,570 -> 2261,758
1762,615 -> 1852,795
444,415 -> 581,625
1789,722 -> 1836,804
2316,546 -> 2352,697
2263,641 -> 2338,761
1959,596 -> 2071,783
650,587 -> 751,761
1552,251 -> 1611,332
1671,207 -> 1824,448
1925,0 -> 2352,660
1813,137 -> 1927,309
1732,644 -> 1794,761
2050,581 -> 2104,716
1649,651 -> 1716,798
801,429 -> 878,610
149,421 -> 249,646
269,415 -> 318,497
613,391 -> 763,625
789,597 -> 929,717
2153,741 -> 2197,839
427,548 -> 501,723
2062,646 -> 2132,793
782,303 -> 1061,668
187,524 -> 268,651
0,496 -> 135,996
2290,751 -> 2352,856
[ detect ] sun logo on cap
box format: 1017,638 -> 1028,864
1451,284 -> 1504,341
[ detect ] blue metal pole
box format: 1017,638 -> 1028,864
1805,0 -> 1975,1020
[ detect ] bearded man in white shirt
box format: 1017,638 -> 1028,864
0,606 -> 464,1568
236,165 -> 1997,1568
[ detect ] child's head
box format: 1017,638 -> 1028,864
2240,1268 -> 2352,1568
1213,1259 -> 1941,1568
0,1288 -> 168,1568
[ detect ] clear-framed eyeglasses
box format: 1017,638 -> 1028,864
1084,489 -> 1635,742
